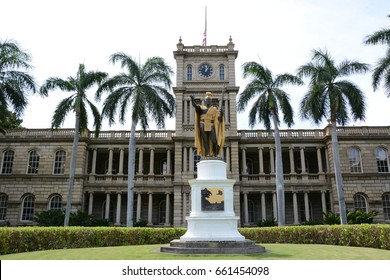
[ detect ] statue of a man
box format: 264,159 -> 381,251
191,92 -> 225,157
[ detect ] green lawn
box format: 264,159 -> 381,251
1,243 -> 390,260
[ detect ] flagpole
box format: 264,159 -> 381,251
203,6 -> 207,46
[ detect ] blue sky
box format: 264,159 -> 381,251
2,0 -> 390,130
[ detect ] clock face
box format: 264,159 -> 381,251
198,64 -> 213,78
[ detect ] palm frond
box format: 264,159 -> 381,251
51,96 -> 75,129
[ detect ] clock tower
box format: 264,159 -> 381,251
172,37 -> 240,226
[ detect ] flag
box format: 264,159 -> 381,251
202,7 -> 207,46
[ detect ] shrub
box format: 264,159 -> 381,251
257,218 -> 277,227
34,210 -> 109,227
133,220 -> 148,227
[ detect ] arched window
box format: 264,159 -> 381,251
27,150 -> 40,174
0,194 -> 8,220
348,147 -> 362,172
49,195 -> 62,210
186,65 -> 193,80
354,193 -> 367,212
21,194 -> 35,221
375,147 -> 389,173
382,193 -> 390,220
219,64 -> 225,80
1,150 -> 14,174
53,150 -> 66,174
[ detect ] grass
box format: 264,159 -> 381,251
1,243 -> 390,260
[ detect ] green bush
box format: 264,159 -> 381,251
133,220 -> 148,227
257,218 -> 277,227
1,225 -> 390,255
34,210 -> 109,227
322,210 -> 379,225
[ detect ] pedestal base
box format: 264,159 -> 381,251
160,239 -> 266,254
180,216 -> 244,241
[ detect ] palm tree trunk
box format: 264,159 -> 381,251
126,121 -> 137,227
331,122 -> 347,224
272,112 -> 285,226
64,113 -> 80,226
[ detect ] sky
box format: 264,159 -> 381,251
2,0 -> 390,131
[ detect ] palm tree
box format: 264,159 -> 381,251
297,49 -> 369,224
237,61 -> 303,226
364,15 -> 390,96
40,64 -> 108,226
96,53 -> 175,227
0,39 -> 37,133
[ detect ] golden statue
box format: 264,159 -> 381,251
191,92 -> 225,157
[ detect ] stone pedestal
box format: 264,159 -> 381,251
160,159 -> 265,254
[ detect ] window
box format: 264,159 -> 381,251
1,150 -> 14,174
27,150 -> 40,174
354,193 -> 367,212
49,195 -> 62,210
193,149 -> 201,172
219,64 -> 225,80
375,147 -> 389,172
348,147 -> 362,172
0,194 -> 7,220
186,65 -> 192,80
53,150 -> 66,174
383,193 -> 390,220
21,195 -> 35,221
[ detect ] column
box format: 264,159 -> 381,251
189,147 -> 194,172
243,192 -> 249,225
261,192 -> 266,220
88,192 -> 94,215
300,147 -> 306,173
241,148 -> 247,174
317,146 -> 324,173
189,101 -> 195,124
304,192 -> 310,221
289,146 -> 295,173
91,149 -> 97,174
272,192 -> 277,220
321,191 -> 327,216
258,147 -> 264,174
118,148 -> 124,175
165,192 -> 170,226
270,147 -> 275,174
226,146 -> 231,172
105,192 -> 110,220
183,147 -> 187,172
147,192 -> 153,225
166,149 -> 171,174
138,148 -> 144,174
149,148 -> 155,175
184,99 -> 188,124
293,192 -> 299,225
115,192 -> 122,225
107,148 -> 113,174
224,100 -> 229,123
182,192 -> 187,225
136,193 -> 142,222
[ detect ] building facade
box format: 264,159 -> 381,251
1,38 -> 390,226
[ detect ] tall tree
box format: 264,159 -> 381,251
40,64 -> 107,226
237,61 -> 303,226
96,53 -> 175,227
364,15 -> 390,96
0,39 -> 37,133
0,107 -> 23,134
297,49 -> 369,224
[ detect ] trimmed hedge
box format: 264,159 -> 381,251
0,224 -> 389,255
238,224 -> 390,250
